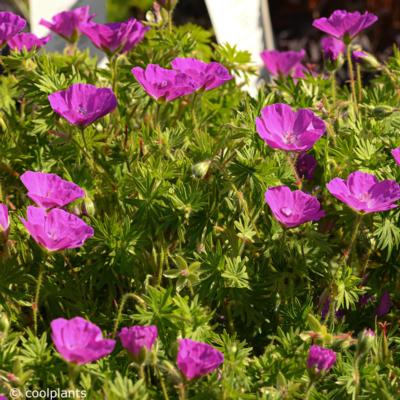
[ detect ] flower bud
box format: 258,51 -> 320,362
356,328 -> 375,357
370,105 -> 395,119
81,196 -> 95,217
191,160 -> 211,179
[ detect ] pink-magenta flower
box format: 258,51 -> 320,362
131,65 -> 198,101
21,206 -> 94,252
51,317 -> 115,365
119,325 -> 158,357
265,186 -> 325,228
321,36 -> 345,61
48,83 -> 117,127
391,147 -> 400,165
326,171 -> 400,213
177,338 -> 224,380
0,204 -> 9,233
256,103 -> 326,152
296,153 -> 317,180
20,171 -> 84,209
307,345 -> 336,372
313,10 -> 377,41
80,19 -> 148,56
8,33 -> 50,52
0,12 -> 26,47
39,6 -> 94,43
171,58 -> 233,91
375,291 -> 391,317
260,50 -> 306,78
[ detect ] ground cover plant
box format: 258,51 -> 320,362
0,3 -> 400,399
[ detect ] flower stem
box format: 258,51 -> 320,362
168,10 -> 173,33
110,55 -> 120,96
178,383 -> 186,400
331,71 -> 336,105
155,364 -> 170,400
344,213 -> 363,264
352,358 -> 360,400
304,379 -> 315,400
346,45 -> 358,113
112,293 -> 146,337
33,259 -> 46,335
286,153 -> 302,189
356,64 -> 362,102
139,363 -> 146,381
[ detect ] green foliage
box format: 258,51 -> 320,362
0,8 -> 400,400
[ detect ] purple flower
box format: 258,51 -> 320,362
0,12 -> 26,47
39,6 -> 94,43
307,345 -> 336,373
256,103 -> 326,152
51,317 -> 115,365
171,58 -> 233,91
265,186 -> 325,228
48,83 -> 117,127
8,33 -> 50,52
177,338 -> 224,380
131,65 -> 198,101
0,204 -> 9,233
20,206 -> 94,252
260,50 -> 306,78
80,19 -> 148,56
119,325 -> 158,357
20,171 -> 84,209
313,10 -> 377,41
296,153 -> 317,180
375,291 -> 391,317
392,147 -> 400,166
326,171 -> 400,213
321,36 -> 345,61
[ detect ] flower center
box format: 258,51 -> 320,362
158,80 -> 169,89
358,192 -> 371,202
78,106 -> 88,116
283,131 -> 297,144
280,207 -> 293,217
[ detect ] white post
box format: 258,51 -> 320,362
204,0 -> 274,94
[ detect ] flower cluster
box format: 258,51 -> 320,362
51,317 -> 223,380
18,171 -> 93,252
132,57 -> 233,101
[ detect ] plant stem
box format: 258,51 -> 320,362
112,293 -> 146,337
344,213 -> 363,264
110,55 -> 120,96
139,363 -> 146,381
331,71 -> 336,105
304,379 -> 315,400
178,383 -> 186,400
79,127 -> 90,156
346,44 -> 358,113
285,153 -> 302,189
356,64 -> 362,102
168,10 -> 173,33
155,364 -> 170,400
33,259 -> 46,335
352,358 -> 360,400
